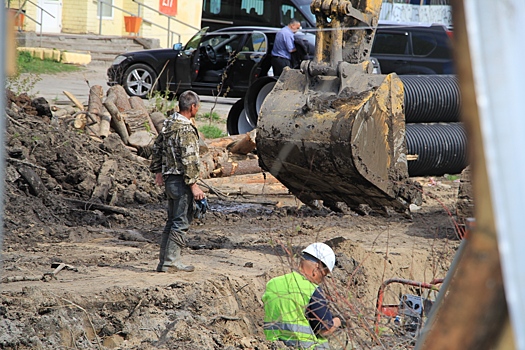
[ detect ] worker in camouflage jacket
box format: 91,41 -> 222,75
150,90 -> 205,273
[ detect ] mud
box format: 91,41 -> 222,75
2,92 -> 461,349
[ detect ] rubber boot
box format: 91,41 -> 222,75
156,231 -> 169,272
162,239 -> 194,273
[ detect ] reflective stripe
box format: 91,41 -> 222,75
264,322 -> 315,335
280,338 -> 316,348
264,322 -> 330,349
280,338 -> 330,349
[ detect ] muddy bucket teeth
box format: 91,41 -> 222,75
256,62 -> 422,213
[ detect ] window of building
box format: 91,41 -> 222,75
97,0 -> 114,19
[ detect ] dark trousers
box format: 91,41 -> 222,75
157,175 -> 194,271
271,56 -> 291,77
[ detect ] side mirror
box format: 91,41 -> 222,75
173,43 -> 183,50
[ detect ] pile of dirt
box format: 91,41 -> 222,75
1,93 -> 461,349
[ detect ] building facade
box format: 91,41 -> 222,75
7,0 -> 203,48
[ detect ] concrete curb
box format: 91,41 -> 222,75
17,46 -> 91,65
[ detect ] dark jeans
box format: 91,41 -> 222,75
158,175 -> 194,270
271,56 -> 291,77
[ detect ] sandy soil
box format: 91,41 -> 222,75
1,80 -> 462,349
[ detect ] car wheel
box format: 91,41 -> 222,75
123,63 -> 158,98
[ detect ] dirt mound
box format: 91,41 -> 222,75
2,93 -> 461,349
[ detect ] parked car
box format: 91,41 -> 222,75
373,21 -> 454,75
107,23 -> 453,99
107,26 -> 314,99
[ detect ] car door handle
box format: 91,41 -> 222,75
250,54 -> 264,60
394,60 -> 409,64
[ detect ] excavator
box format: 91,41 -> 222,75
252,0 -> 466,213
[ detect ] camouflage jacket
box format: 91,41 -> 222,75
150,112 -> 200,185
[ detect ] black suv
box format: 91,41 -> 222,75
107,26 -> 315,99
373,22 -> 454,75
107,23 -> 453,98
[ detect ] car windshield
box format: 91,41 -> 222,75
185,27 -> 209,51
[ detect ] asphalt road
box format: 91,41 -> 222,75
30,62 -> 238,119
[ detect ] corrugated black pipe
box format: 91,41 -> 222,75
406,123 -> 468,176
400,75 -> 461,123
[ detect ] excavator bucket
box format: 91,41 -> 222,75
257,63 -> 422,212
256,0 -> 422,212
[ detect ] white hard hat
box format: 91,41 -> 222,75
302,242 -> 336,272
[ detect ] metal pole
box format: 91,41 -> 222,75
98,0 -> 103,35
39,7 -> 43,47
138,3 -> 142,37
167,17 -> 171,47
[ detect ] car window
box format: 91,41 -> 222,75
241,32 -> 267,53
429,32 -> 452,59
372,32 -> 409,55
201,33 -> 242,56
411,32 -> 438,56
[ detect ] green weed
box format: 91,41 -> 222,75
148,89 -> 176,115
16,51 -> 80,74
444,174 -> 460,181
197,111 -> 222,123
199,125 -> 225,139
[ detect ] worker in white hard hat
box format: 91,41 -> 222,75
262,242 -> 342,349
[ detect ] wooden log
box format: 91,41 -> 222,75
210,148 -> 229,167
91,159 -> 118,203
107,85 -> 132,112
201,173 -> 289,196
87,85 -> 105,136
88,85 -> 104,122
123,109 -> 153,135
73,115 -> 86,129
98,112 -> 112,138
214,158 -> 262,177
63,90 -> 85,110
150,111 -> 166,134
128,130 -> 155,149
129,96 -> 148,114
200,152 -> 215,180
227,129 -> 257,155
129,96 -> 157,135
122,109 -> 156,148
204,134 -> 245,149
1,275 -> 42,283
71,111 -> 98,136
53,105 -> 76,118
204,172 -> 281,186
104,88 -> 130,145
